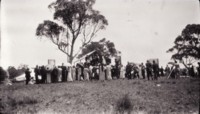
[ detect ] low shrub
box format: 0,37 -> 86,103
0,67 -> 8,83
115,94 -> 133,114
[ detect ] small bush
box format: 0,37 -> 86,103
115,94 -> 133,114
0,67 -> 8,83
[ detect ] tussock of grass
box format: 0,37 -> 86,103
115,94 -> 133,114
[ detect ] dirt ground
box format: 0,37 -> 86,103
0,77 -> 199,114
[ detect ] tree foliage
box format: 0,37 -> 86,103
78,38 -> 118,58
36,0 -> 108,63
0,67 -> 7,82
167,24 -> 200,68
7,66 -> 26,79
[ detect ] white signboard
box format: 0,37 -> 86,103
48,59 -> 56,66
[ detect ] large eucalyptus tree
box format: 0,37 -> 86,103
36,0 -> 108,64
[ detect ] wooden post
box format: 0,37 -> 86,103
167,68 -> 174,79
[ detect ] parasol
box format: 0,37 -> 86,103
168,62 -> 179,66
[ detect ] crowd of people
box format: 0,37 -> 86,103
126,60 -> 161,80
23,56 -> 200,85
25,62 -> 120,85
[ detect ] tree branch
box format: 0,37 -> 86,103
50,36 -> 70,57
73,22 -> 102,58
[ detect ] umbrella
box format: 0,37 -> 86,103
168,62 -> 179,66
45,65 -> 54,71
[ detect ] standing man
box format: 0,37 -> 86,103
84,56 -> 90,80
174,64 -> 180,79
51,67 -> 59,83
152,61 -> 159,80
165,65 -> 170,76
25,68 -> 31,85
34,65 -> 40,84
125,62 -> 132,79
60,63 -> 67,82
190,66 -> 195,77
141,63 -> 145,79
40,66 -> 47,84
146,60 -> 152,80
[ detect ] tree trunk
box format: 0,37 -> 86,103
68,55 -> 73,64
68,36 -> 76,64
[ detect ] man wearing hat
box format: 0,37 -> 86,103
25,68 -> 31,85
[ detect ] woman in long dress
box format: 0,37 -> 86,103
120,66 -> 125,79
99,65 -> 105,80
57,68 -> 62,82
106,65 -> 112,80
71,66 -> 76,81
67,67 -> 73,82
83,68 -> 90,81
45,65 -> 53,83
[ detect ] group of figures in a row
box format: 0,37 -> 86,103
25,63 -> 124,85
25,50 -> 200,85
24,60 -> 170,85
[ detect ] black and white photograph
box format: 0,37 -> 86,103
0,0 -> 200,113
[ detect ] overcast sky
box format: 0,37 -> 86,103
1,0 -> 200,68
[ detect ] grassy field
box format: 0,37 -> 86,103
0,77 -> 199,114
